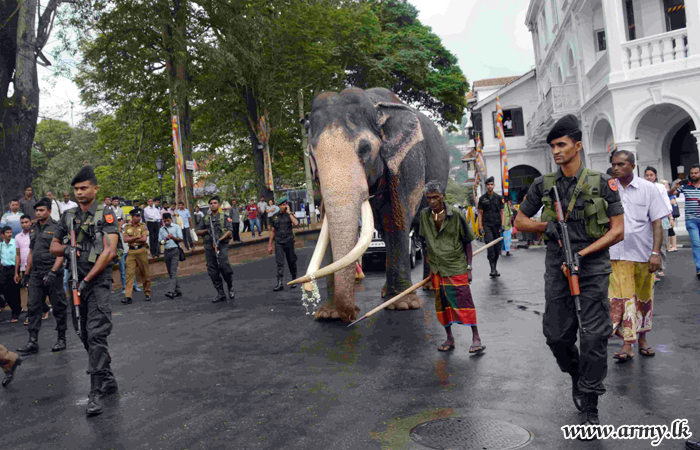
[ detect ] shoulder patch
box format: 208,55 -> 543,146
105,214 -> 115,224
608,179 -> 618,192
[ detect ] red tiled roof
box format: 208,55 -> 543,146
473,76 -> 521,88
466,91 -> 474,99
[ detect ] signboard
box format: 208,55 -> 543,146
186,160 -> 195,171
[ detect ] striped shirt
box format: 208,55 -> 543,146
677,183 -> 700,220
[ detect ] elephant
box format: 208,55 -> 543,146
293,87 -> 450,323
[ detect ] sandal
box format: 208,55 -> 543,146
616,351 -> 634,361
438,343 -> 455,352
469,345 -> 486,354
639,347 -> 655,357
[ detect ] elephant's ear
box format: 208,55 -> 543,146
375,102 -> 424,176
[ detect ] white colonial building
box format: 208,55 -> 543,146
467,0 -> 700,202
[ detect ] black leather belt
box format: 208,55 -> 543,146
129,245 -> 145,250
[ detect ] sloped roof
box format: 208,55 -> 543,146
466,91 -> 474,99
473,76 -> 521,88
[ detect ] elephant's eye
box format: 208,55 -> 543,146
358,140 -> 372,158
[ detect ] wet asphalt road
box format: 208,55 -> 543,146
0,242 -> 699,450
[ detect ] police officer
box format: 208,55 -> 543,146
514,115 -> 624,436
478,176 -> 505,276
50,165 -> 121,417
196,196 -> 235,303
16,198 -> 69,355
122,208 -> 152,304
268,197 -> 299,291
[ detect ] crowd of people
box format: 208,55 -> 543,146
1,120 -> 699,446
0,167 -> 308,416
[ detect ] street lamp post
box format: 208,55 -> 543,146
155,156 -> 165,201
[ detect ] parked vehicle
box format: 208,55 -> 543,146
362,227 -> 422,269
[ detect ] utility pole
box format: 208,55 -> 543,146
299,90 -> 316,226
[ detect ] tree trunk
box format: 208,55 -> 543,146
164,0 -> 194,209
242,85 -> 273,201
0,0 -> 39,209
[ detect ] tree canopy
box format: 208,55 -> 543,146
50,0 -> 469,202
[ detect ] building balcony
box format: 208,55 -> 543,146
527,83 -> 581,144
622,28 -> 688,69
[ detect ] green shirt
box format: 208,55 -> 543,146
503,203 -> 513,231
419,204 -> 475,277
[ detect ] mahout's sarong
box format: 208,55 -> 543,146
432,273 -> 477,327
609,260 -> 654,343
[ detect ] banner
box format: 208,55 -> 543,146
172,114 -> 187,187
475,133 -> 487,178
496,97 -> 509,196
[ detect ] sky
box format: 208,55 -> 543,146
37,0 -> 536,125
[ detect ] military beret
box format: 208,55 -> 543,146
130,208 -> 142,216
485,176 -> 495,184
546,114 -> 581,144
276,197 -> 288,206
209,195 -> 221,204
162,212 -> 172,219
34,197 -> 52,210
71,165 -> 97,186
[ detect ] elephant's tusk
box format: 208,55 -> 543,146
300,217 -> 330,291
288,200 -> 373,286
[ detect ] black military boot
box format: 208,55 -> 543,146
290,274 -> 298,289
51,331 -> 67,352
273,277 -> 284,292
227,284 -> 235,300
212,289 -> 227,303
2,356 -> 22,387
571,374 -> 584,412
101,371 -> 119,396
86,374 -> 104,416
577,392 -> 600,441
17,333 -> 39,355
489,261 -> 500,277
121,297 -> 132,305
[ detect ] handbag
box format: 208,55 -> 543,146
177,244 -> 186,262
671,203 -> 680,218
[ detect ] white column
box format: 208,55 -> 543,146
685,0 -> 700,57
616,139 -> 641,175
603,0 -> 628,76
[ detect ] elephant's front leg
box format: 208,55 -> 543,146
383,228 -> 422,310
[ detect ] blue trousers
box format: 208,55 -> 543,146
686,218 -> 700,273
502,228 -> 512,252
249,218 -> 262,237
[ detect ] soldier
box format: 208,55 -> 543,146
268,197 -> 299,291
478,176 -> 505,277
50,165 -> 121,416
196,196 -> 235,303
122,208 -> 152,304
16,198 -> 69,355
0,344 -> 22,387
514,115 -> 624,437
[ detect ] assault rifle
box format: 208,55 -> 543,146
552,186 -> 586,333
67,217 -> 88,350
209,213 -> 219,255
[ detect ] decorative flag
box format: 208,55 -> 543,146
607,139 -> 616,154
475,133 -> 487,179
172,114 -> 187,187
496,97 -> 509,197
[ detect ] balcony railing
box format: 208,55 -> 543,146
621,28 -> 688,70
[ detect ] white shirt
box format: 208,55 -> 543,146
610,176 -> 669,263
59,200 -> 78,213
258,201 -> 268,214
50,199 -> 62,221
654,182 -> 672,216
143,206 -> 161,222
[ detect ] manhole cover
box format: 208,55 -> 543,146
410,418 -> 532,450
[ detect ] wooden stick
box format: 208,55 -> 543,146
348,237 -> 503,327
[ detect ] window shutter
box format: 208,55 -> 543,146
473,112 -> 483,134
512,109 -> 524,136
492,111 -> 498,138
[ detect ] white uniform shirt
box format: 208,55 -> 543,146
610,176 -> 669,263
653,182 -> 672,215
